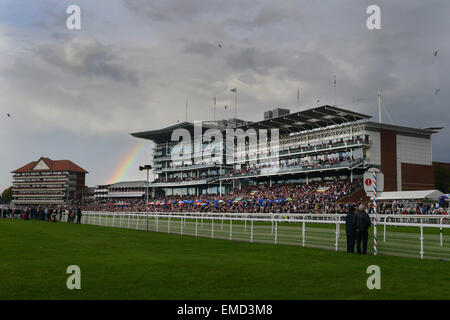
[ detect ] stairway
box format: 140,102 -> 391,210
338,187 -> 370,204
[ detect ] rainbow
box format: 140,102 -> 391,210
108,141 -> 147,184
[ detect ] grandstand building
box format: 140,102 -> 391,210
131,105 -> 440,197
11,157 -> 88,206
94,181 -> 150,201
94,184 -> 109,199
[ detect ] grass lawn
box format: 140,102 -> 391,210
1,219 -> 449,300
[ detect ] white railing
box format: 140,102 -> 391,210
62,212 -> 450,260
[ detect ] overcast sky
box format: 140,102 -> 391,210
0,0 -> 449,191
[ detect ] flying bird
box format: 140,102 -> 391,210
6,113 -> 11,117
433,50 -> 438,56
435,88 -> 440,95
218,43 -> 222,48
224,105 -> 228,110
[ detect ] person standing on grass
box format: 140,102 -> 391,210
354,204 -> 372,255
345,205 -> 356,253
76,207 -> 82,224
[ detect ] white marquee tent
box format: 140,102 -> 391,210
376,190 -> 444,201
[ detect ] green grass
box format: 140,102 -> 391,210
1,219 -> 449,300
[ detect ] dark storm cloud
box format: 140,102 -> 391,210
0,0 -> 449,191
184,40 -> 218,57
122,0 -> 229,22
252,5 -> 294,26
226,47 -> 281,74
36,37 -> 138,86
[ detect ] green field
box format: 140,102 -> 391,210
1,219 -> 450,300
81,213 -> 450,260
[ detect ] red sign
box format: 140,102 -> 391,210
365,178 -> 372,187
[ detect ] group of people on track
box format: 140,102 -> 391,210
0,207 -> 83,224
345,204 -> 372,254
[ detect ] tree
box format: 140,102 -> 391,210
1,187 -> 13,204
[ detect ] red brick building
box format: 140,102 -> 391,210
11,157 -> 88,206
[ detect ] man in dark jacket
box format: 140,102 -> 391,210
354,204 -> 372,254
345,205 -> 356,253
76,207 -> 82,224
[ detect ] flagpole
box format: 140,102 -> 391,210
230,88 -> 237,127
234,90 -> 237,128
214,96 -> 216,121
333,75 -> 337,106
185,98 -> 188,121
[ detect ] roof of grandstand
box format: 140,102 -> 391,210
109,181 -> 150,188
130,121 -> 226,143
236,105 -> 371,133
130,105 -> 372,142
12,157 -> 88,174
377,190 -> 444,200
364,122 -> 442,137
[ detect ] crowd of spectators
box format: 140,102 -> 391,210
3,178 -> 447,216
226,156 -> 359,178
152,173 -> 219,184
78,179 -> 363,214
0,206 -> 85,222
1,207 -> 63,221
279,136 -> 368,156
369,200 -> 448,215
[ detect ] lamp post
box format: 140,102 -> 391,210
230,88 -> 237,127
139,165 -> 152,232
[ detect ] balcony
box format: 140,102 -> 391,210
217,158 -> 365,180
150,177 -> 217,187
230,139 -> 368,164
162,162 -> 226,173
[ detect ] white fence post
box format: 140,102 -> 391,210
222,215 -> 224,231
168,216 -> 171,234
244,217 -> 247,232
420,226 -> 424,259
251,219 -> 254,243
302,219 -> 306,247
211,218 -> 214,239
156,216 -> 159,232
128,214 -> 131,229
275,220 -> 278,244
195,217 -> 198,237
112,214 -> 115,227
335,221 -> 339,251
230,218 -> 232,240
181,216 -> 183,236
